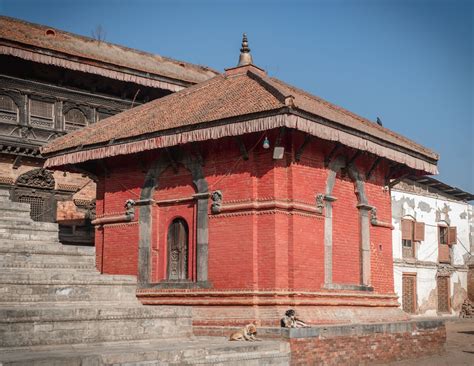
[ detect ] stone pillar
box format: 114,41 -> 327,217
324,195 -> 337,286
195,194 -> 209,282
357,204 -> 372,286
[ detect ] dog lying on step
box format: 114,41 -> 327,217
280,309 -> 310,328
229,323 -> 261,341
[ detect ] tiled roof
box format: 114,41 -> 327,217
42,65 -> 438,172
0,16 -> 218,87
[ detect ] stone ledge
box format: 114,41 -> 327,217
323,283 -> 373,292
258,318 -> 445,339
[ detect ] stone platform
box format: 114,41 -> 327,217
0,189 -> 289,365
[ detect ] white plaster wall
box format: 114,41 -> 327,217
392,190 -> 471,265
391,188 -> 472,315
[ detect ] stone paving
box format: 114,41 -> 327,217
387,319 -> 474,366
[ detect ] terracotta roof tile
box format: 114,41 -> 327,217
0,16 -> 218,85
43,66 -> 438,162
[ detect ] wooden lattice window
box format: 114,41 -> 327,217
402,274 -> 417,314
64,108 -> 87,131
29,99 -> 54,129
167,218 -> 188,281
17,195 -> 45,221
0,94 -> 18,123
437,276 -> 450,313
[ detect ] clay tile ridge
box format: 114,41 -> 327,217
0,16 -> 220,87
41,67 -> 439,174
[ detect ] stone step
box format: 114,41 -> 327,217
0,241 -> 95,256
0,268 -> 135,284
0,305 -> 192,348
0,281 -> 138,304
0,200 -> 31,213
0,338 -> 290,365
0,231 -> 59,242
0,212 -> 33,224
0,221 -> 58,233
0,252 -> 96,270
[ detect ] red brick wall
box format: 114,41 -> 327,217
95,130 -> 396,295
332,171 -> 361,285
289,325 -> 445,365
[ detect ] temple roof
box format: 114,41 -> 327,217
0,16 -> 219,91
41,31 -> 438,174
42,61 -> 438,174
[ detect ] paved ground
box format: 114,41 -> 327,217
387,318 -> 474,366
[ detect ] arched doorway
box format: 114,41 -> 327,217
167,218 -> 189,281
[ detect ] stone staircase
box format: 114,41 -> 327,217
0,190 -> 289,365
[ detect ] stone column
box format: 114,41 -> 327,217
357,203 -> 372,286
195,194 -> 209,282
324,195 -> 337,286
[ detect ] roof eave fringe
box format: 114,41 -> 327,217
44,114 -> 438,175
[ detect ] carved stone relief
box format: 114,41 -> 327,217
16,168 -> 55,190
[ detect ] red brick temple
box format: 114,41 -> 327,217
42,35 -> 439,327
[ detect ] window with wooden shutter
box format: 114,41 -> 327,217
64,108 -> 87,131
401,219 -> 413,240
29,99 -> 54,129
414,222 -> 425,242
0,95 -> 18,124
448,226 -> 457,245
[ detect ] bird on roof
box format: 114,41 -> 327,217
376,117 -> 383,126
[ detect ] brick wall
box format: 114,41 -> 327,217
288,320 -> 445,365
95,130 -> 396,297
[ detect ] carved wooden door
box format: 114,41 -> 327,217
437,276 -> 450,313
402,274 -> 416,314
167,219 -> 188,280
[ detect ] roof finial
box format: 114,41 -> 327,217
238,33 -> 253,66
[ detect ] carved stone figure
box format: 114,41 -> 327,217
315,193 -> 324,214
124,199 -> 136,216
370,207 -> 378,225
211,190 -> 223,214
16,168 -> 55,190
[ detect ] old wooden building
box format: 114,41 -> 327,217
0,16 -> 218,245
42,35 -> 439,326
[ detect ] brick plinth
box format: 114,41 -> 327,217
285,319 -> 445,365
137,288 -> 408,326
195,319 -> 446,365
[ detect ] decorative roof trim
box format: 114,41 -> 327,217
44,113 -> 438,174
0,45 -> 186,92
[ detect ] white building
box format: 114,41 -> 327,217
391,176 -> 474,316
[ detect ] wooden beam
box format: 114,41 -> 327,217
234,137 -> 249,161
97,160 -> 110,177
165,148 -> 179,173
385,163 -> 403,182
12,155 -> 22,169
295,134 -> 311,162
346,150 -> 361,168
275,126 -> 286,146
388,173 -> 409,188
324,143 -> 341,167
366,157 -> 381,180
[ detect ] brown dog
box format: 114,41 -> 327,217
229,323 -> 261,341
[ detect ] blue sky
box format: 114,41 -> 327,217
1,0 -> 472,193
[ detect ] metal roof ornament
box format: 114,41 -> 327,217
237,33 -> 253,66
